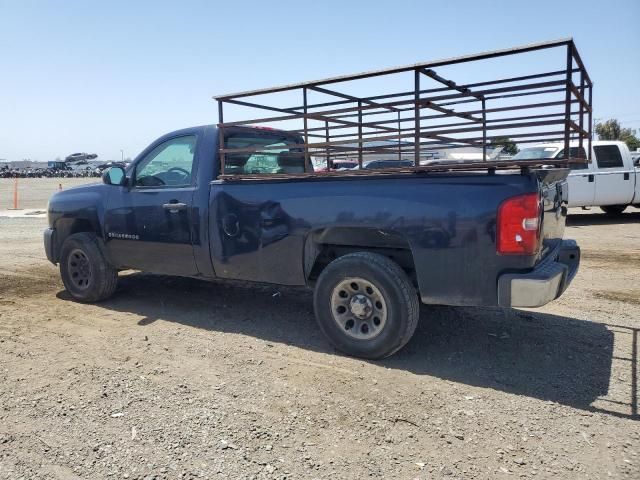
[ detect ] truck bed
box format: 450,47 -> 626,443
209,168 -> 569,307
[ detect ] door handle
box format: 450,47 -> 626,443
623,172 -> 630,180
163,202 -> 187,212
588,174 -> 594,182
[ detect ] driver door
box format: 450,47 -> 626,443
104,135 -> 199,276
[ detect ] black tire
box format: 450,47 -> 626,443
59,232 -> 118,302
600,205 -> 627,215
313,252 -> 419,359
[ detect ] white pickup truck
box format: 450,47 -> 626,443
513,141 -> 640,214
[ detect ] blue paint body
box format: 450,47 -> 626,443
46,125 -> 571,306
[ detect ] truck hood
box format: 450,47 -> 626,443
47,183 -> 110,228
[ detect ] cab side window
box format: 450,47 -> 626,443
135,136 -> 197,187
224,134 -> 306,175
594,145 -> 623,169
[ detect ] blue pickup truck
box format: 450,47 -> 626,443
44,40 -> 589,358
44,124 -> 580,358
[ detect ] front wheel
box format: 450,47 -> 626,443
59,232 -> 118,302
600,205 -> 627,215
313,252 -> 419,359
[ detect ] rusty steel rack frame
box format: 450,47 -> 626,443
214,38 -> 592,179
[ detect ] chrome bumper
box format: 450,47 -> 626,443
497,240 -> 580,308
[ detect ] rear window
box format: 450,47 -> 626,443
223,132 -> 306,175
557,146 -> 588,170
594,145 -> 623,169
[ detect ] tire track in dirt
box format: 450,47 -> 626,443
0,265 -> 60,297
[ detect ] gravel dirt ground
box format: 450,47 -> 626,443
0,195 -> 639,479
0,178 -> 96,211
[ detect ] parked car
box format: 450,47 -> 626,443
65,152 -> 98,162
352,159 -> 415,170
315,159 -> 359,172
513,141 -> 640,214
45,124 -> 580,359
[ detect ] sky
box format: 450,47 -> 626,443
0,0 -> 639,162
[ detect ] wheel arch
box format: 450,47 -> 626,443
52,216 -> 103,263
303,226 -> 417,286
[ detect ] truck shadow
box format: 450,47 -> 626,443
567,210 -> 640,226
390,307 -> 635,421
58,272 -> 636,421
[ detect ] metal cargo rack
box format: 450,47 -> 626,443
214,38 -> 592,179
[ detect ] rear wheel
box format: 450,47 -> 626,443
313,252 -> 419,359
60,232 -> 118,302
600,205 -> 627,215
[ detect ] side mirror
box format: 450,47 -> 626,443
102,166 -> 127,186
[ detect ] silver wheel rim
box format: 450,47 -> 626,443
330,277 -> 387,340
67,248 -> 92,290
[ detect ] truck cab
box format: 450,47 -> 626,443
513,141 -> 640,213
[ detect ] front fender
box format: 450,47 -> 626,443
47,184 -> 108,261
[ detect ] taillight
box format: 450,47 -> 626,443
497,192 -> 541,255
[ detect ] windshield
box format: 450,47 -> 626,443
512,147 -> 559,160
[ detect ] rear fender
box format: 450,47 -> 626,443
304,227 -> 416,283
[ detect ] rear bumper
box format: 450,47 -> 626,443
497,240 -> 580,308
44,227 -> 57,264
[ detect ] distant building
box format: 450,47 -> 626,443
0,160 -> 40,169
